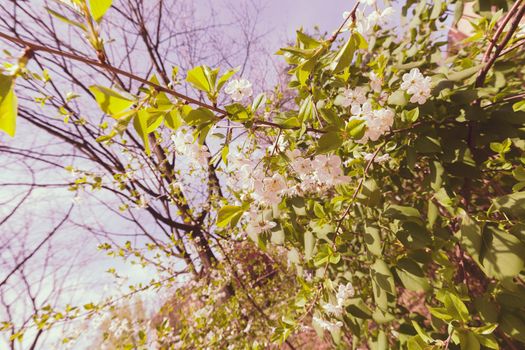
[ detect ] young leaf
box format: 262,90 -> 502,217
0,74 -> 17,137
217,68 -> 239,91
332,34 -> 357,73
133,110 -> 151,155
45,7 -> 86,30
217,205 -> 245,228
186,66 -> 212,93
89,0 -> 112,22
89,85 -> 135,118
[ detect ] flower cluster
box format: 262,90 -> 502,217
363,152 -> 390,164
171,130 -> 210,168
339,76 -> 395,143
287,150 -> 351,193
347,100 -> 395,142
313,316 -> 343,333
225,78 -> 253,102
253,172 -> 288,205
400,68 -> 432,105
340,87 -> 367,108
314,282 -> 355,332
245,210 -> 276,236
344,6 -> 394,37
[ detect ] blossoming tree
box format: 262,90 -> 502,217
2,0 -> 525,349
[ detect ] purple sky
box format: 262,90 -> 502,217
264,0 -> 350,40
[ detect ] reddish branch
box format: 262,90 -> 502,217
0,31 -> 227,115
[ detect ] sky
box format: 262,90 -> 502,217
264,0 -> 350,41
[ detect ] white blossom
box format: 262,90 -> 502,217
251,173 -> 288,205
171,130 -> 210,168
313,316 -> 343,332
359,107 -> 395,142
343,6 -> 394,36
225,78 -> 253,102
285,149 -> 302,160
350,101 -> 373,119
340,87 -> 367,108
336,282 -> 355,305
322,302 -> 344,317
291,156 -> 313,176
369,71 -> 383,93
246,211 -> 277,235
312,155 -> 350,186
363,152 -> 391,164
400,68 -> 432,105
289,152 -> 351,193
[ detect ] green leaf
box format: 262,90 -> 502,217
347,297 -> 372,319
513,100 -> 525,112
0,74 -> 17,137
461,216 -> 525,280
165,109 -> 183,130
447,65 -> 483,82
217,205 -> 245,228
430,0 -> 443,19
251,93 -> 266,112
383,205 -> 421,222
364,224 -> 382,256
371,259 -> 396,295
458,331 -> 480,350
476,334 -> 499,349
225,103 -> 250,122
133,110 -> 151,155
45,7 -> 86,30
396,258 -> 430,292
332,34 -> 357,73
512,166 -> 525,182
89,85 -> 135,118
407,335 -> 428,350
317,131 -> 343,154
411,321 -> 433,343
345,118 -> 366,139
387,90 -> 408,106
298,96 -> 314,122
89,0 -> 112,22
443,292 -> 470,323
492,191 -> 525,218
428,306 -> 454,322
184,107 -> 216,126
186,66 -> 212,93
403,107 -> 419,123
216,68 -> 239,92
313,202 -> 325,218
296,30 -> 322,49
414,135 -> 441,154
314,244 -> 334,267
